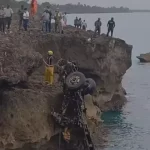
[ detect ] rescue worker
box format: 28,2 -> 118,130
18,5 -> 24,30
62,127 -> 70,143
43,50 -> 54,85
74,17 -> 78,28
94,18 -> 102,35
107,17 -> 115,37
82,20 -> 87,31
54,8 -> 62,33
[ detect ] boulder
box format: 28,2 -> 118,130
137,53 -> 150,62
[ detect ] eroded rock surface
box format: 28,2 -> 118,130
0,23 -> 132,150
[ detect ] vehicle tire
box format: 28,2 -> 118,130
83,78 -> 96,95
65,71 -> 86,90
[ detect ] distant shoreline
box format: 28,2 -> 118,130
67,11 -> 150,14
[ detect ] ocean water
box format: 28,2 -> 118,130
67,13 -> 150,150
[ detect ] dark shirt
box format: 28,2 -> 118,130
95,20 -> 102,28
107,20 -> 115,29
47,56 -> 53,65
74,19 -> 78,25
18,9 -> 24,20
46,8 -> 52,20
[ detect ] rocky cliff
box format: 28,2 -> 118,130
0,26 -> 132,150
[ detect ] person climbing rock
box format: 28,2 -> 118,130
54,8 -> 62,33
62,127 -> 71,143
94,18 -> 102,36
74,17 -> 78,28
4,4 -> 13,33
43,50 -> 54,85
82,20 -> 87,31
107,17 -> 115,37
23,8 -> 29,31
18,5 -> 24,30
0,5 -> 5,33
46,5 -> 52,32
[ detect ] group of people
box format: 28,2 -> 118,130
0,4 -> 13,34
74,16 -> 115,37
41,6 -> 67,33
1,4 -> 115,37
74,17 -> 87,30
94,17 -> 115,37
0,4 -> 30,33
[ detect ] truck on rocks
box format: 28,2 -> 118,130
0,23 -> 132,150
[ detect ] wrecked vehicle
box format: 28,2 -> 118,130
52,60 -> 96,150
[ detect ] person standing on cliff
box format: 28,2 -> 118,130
18,5 -> 24,30
4,4 -> 13,33
94,18 -> 102,36
54,8 -> 62,33
107,17 -> 115,37
78,18 -> 82,29
41,9 -> 50,33
23,8 -> 29,31
46,5 -> 52,32
0,5 -> 6,33
74,17 -> 78,28
63,12 -> 67,26
82,20 -> 87,31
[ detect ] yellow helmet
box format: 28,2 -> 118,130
48,50 -> 53,55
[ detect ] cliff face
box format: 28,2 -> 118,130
0,27 -> 132,150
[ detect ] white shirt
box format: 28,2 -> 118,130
4,8 -> 13,17
23,11 -> 29,19
0,9 -> 5,18
63,14 -> 67,23
82,22 -> 87,28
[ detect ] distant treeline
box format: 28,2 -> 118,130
0,0 -> 131,14
131,10 -> 150,13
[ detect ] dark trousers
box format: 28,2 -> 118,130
95,27 -> 101,35
19,18 -> 23,30
55,23 -> 58,32
43,21 -> 50,32
78,24 -> 81,29
23,19 -> 29,31
5,17 -> 11,30
48,21 -> 51,32
0,18 -> 5,32
107,28 -> 114,37
82,25 -> 86,30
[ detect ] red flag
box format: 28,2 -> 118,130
30,0 -> 37,16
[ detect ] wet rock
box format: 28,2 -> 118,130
0,21 -> 132,149
137,53 -> 150,62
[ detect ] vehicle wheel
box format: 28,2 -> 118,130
65,72 -> 86,90
83,78 -> 96,95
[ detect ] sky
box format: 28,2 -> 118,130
37,0 -> 150,9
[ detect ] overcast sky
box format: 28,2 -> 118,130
37,0 -> 150,9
